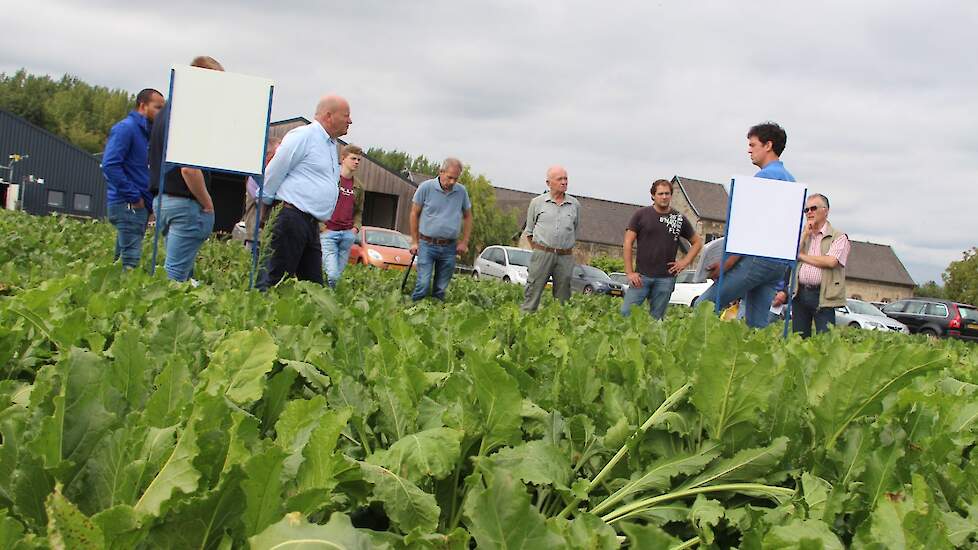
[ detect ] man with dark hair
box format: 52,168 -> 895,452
320,143 -> 365,288
621,179 -> 703,319
700,121 -> 796,328
149,55 -> 224,282
103,87 -> 164,268
409,158 -> 473,301
257,94 -> 353,290
791,193 -> 850,337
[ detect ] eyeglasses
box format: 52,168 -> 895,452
803,206 -> 821,213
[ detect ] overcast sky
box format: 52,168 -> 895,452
4,0 -> 976,284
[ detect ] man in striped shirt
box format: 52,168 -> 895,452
791,193 -> 850,337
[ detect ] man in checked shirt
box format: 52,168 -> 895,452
787,193 -> 850,337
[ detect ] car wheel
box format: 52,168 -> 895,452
690,296 -> 699,307
503,276 -> 511,283
583,285 -> 594,295
849,322 -> 861,329
920,328 -> 938,338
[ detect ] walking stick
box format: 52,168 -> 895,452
400,253 -> 416,293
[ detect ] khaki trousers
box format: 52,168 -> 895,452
521,250 -> 574,312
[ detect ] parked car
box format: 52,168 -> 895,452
835,299 -> 909,333
609,272 -> 629,286
348,226 -> 413,270
882,298 -> 978,341
572,265 -> 625,297
610,269 -> 714,306
672,269 -> 715,307
473,245 -> 532,285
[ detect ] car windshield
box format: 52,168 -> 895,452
365,230 -> 410,249
579,266 -> 612,281
507,249 -> 532,267
848,300 -> 886,317
959,306 -> 978,321
609,273 -> 629,285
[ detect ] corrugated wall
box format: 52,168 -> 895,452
0,110 -> 107,218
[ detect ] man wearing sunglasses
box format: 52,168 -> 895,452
701,122 -> 797,328
790,194 -> 850,337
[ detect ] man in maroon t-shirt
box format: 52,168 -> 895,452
320,144 -> 364,287
621,179 -> 703,319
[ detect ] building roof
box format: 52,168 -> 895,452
495,186 -> 644,247
673,176 -> 729,222
846,241 -> 916,287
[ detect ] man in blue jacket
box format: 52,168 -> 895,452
103,88 -> 164,268
700,122 -> 796,328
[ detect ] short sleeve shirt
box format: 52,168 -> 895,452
413,178 -> 472,239
628,207 -> 695,278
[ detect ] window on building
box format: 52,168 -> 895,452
47,190 -> 65,208
73,193 -> 92,212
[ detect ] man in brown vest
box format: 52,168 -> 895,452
790,193 -> 850,337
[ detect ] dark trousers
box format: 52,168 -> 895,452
257,206 -> 324,290
791,286 -> 836,338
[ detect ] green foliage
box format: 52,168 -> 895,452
364,147 -> 519,262
915,280 -> 946,300
2,209 -> 978,548
943,247 -> 978,305
590,254 -> 625,274
0,69 -> 134,153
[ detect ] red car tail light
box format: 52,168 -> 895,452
948,304 -> 962,329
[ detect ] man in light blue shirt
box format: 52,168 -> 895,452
408,158 -> 473,301
257,95 -> 352,290
700,121 -> 795,328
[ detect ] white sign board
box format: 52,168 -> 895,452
724,175 -> 808,261
164,65 -> 273,175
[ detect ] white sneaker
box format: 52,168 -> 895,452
189,278 -> 201,288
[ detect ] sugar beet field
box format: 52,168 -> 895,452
0,210 -> 976,549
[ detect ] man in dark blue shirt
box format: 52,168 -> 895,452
700,122 -> 796,328
103,88 -> 164,269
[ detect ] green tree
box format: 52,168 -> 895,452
0,69 -> 133,153
364,148 -> 518,263
914,280 -> 945,299
942,247 -> 978,305
590,255 -> 625,274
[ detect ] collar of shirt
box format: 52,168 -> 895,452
310,120 -> 337,165
128,111 -> 149,134
544,194 -> 575,205
435,178 -> 459,194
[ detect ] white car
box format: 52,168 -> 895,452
474,245 -> 532,285
609,270 -> 714,306
672,269 -> 714,306
835,299 -> 909,333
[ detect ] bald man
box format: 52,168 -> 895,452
149,55 -> 224,282
520,166 -> 581,312
257,95 -> 352,290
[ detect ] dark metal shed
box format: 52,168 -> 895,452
0,109 -> 106,218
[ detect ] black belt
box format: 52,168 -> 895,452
282,201 -> 318,223
799,283 -> 821,291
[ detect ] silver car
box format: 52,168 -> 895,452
835,299 -> 909,333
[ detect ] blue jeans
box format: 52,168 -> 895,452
411,240 -> 456,301
106,202 -> 149,269
321,229 -> 357,288
699,256 -> 788,328
621,275 -> 676,319
157,195 -> 214,282
791,286 -> 836,338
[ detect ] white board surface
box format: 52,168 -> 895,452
724,175 -> 808,261
164,65 -> 273,175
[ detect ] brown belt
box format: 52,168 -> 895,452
419,234 -> 456,245
530,241 -> 573,255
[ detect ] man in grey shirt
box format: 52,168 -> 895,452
521,165 -> 581,312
